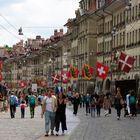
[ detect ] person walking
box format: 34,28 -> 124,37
90,96 -> 96,117
41,89 -> 57,137
9,91 -> 18,118
25,94 -> 29,107
29,93 -> 36,118
85,93 -> 91,115
125,90 -> 131,117
55,92 -> 67,136
114,88 -> 123,120
20,100 -> 27,118
72,92 -> 80,115
96,95 -> 102,117
103,93 -> 111,116
129,90 -> 137,117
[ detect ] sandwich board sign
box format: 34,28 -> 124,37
32,83 -> 37,92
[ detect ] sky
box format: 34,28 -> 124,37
0,0 -> 79,46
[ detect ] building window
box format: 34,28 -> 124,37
132,31 -> 134,44
139,55 -> 140,68
130,32 -> 131,45
139,29 -> 140,42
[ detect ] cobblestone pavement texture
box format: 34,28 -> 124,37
0,106 -> 79,140
69,107 -> 140,140
1,105 -> 140,140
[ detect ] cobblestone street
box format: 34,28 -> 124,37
69,107 -> 140,140
0,106 -> 44,140
1,106 -> 140,140
0,106 -> 79,140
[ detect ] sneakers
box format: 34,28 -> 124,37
62,131 -> 65,135
44,132 -> 49,137
51,131 -> 54,136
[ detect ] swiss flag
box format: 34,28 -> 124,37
96,62 -> 109,80
118,52 -> 135,73
61,71 -> 70,84
19,81 -> 26,88
52,74 -> 60,83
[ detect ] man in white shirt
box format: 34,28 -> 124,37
41,89 -> 57,137
126,91 -> 131,115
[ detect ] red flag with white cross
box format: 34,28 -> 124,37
61,71 -> 70,84
96,62 -> 109,80
118,52 -> 135,73
52,74 -> 60,84
19,81 -> 26,88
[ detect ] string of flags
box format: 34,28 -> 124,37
51,51 -> 135,84
52,62 -> 109,84
1,51 -> 136,87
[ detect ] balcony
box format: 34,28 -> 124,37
96,51 -> 104,56
105,0 -> 127,12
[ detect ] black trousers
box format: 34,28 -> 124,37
116,108 -> 121,117
96,105 -> 101,116
21,108 -> 25,118
130,104 -> 136,116
86,103 -> 90,114
10,105 -> 16,118
73,104 -> 79,115
55,113 -> 67,132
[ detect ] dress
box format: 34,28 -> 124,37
55,99 -> 67,132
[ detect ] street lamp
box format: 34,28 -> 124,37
18,27 -> 23,35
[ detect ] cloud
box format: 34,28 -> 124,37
0,0 -> 23,7
0,0 -> 79,46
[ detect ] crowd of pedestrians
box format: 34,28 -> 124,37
0,86 -> 139,137
70,88 -> 139,121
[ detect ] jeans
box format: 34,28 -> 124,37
45,110 -> 56,133
91,107 -> 96,117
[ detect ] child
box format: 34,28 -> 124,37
20,100 -> 27,118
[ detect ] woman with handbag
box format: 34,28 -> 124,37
114,87 -> 123,120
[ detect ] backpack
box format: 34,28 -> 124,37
29,96 -> 36,105
91,98 -> 96,107
129,96 -> 136,104
21,104 -> 25,109
10,96 -> 16,105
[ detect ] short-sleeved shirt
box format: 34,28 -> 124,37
46,97 -> 53,112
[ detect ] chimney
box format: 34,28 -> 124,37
36,35 -> 41,39
59,29 -> 63,36
54,29 -> 58,36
